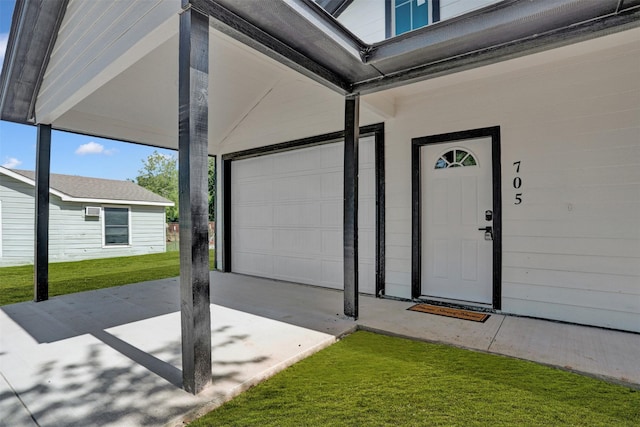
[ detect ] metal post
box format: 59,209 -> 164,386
34,124 -> 51,302
178,3 -> 211,394
343,94 -> 360,319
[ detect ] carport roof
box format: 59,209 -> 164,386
1,0 -> 639,125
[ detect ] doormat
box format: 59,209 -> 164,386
407,304 -> 490,323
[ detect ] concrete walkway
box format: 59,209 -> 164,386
1,272 -> 638,426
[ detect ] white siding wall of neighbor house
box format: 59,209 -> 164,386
0,176 -> 167,266
36,0 -> 180,124
383,41 -> 640,332
0,175 -> 34,266
47,203 -> 167,263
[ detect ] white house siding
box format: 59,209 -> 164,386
336,0 -> 501,42
0,175 -> 35,266
47,203 -> 167,263
36,0 -> 180,124
337,0 -> 386,43
382,39 -> 640,332
0,176 -> 167,266
439,0 -> 501,21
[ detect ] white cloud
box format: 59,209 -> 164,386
2,157 -> 22,168
0,33 -> 8,70
76,141 -> 110,155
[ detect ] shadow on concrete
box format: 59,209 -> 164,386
209,271 -> 355,337
0,277 -> 280,426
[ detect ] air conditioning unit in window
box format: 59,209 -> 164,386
85,206 -> 101,217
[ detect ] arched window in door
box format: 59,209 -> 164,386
435,149 -> 477,169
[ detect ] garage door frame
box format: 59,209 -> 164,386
221,123 -> 386,296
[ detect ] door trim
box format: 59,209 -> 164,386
221,123 -> 386,296
411,126 -> 502,309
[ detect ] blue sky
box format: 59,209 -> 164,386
0,0 -> 175,181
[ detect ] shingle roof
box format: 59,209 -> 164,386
8,169 -> 173,206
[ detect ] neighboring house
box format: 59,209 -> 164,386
1,0 -> 638,391
0,167 -> 174,267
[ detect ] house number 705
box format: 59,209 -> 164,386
513,161 -> 523,205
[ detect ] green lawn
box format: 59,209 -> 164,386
0,250 -> 214,306
191,331 -> 639,427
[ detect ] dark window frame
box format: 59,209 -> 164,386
103,206 -> 131,247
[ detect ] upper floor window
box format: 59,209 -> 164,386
394,0 -> 440,36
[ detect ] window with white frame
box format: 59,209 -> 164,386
103,207 -> 130,246
394,0 -> 438,36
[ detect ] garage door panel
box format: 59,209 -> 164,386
274,174 -> 321,201
234,180 -> 272,203
359,199 -> 376,228
322,230 -> 343,256
321,259 -> 343,288
275,148 -> 323,173
273,256 -> 322,284
360,147 -> 375,165
235,229 -> 273,251
358,231 -> 375,259
234,156 -> 273,179
321,172 -> 343,198
235,205 -> 273,227
321,143 -> 344,168
234,252 -> 273,277
321,202 -> 342,227
232,137 -> 376,294
273,202 -> 321,227
359,261 -> 375,294
274,229 -> 322,254
359,169 -> 375,196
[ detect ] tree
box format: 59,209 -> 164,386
134,151 -> 216,223
134,151 -> 179,222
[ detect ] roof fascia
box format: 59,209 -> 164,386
192,0 -> 353,94
0,0 -> 69,125
294,0 -> 366,53
60,198 -> 175,207
316,0 -> 354,17
0,168 -> 175,207
353,2 -> 640,94
1,167 -> 70,200
366,0 -> 620,62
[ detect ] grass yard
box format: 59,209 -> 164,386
191,331 -> 639,427
0,250 -> 214,306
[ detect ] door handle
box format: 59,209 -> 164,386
478,226 -> 493,241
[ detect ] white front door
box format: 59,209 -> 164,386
421,137 -> 493,304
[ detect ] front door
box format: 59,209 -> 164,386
421,137 -> 493,304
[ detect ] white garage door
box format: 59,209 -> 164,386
231,136 -> 376,294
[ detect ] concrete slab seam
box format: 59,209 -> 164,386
487,315 -> 506,351
0,371 -> 40,427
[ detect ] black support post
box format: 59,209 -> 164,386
34,124 -> 51,302
178,3 -> 211,395
343,94 -> 360,319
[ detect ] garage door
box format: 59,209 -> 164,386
231,136 -> 376,294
